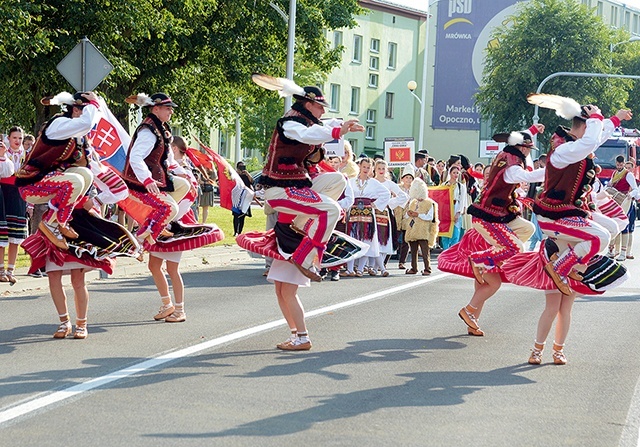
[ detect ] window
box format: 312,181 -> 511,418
369,56 -> 379,71
366,109 -> 377,123
634,15 -> 639,34
385,92 -> 394,119
368,74 -> 379,88
350,87 -> 360,114
365,126 -> 375,140
370,38 -> 380,53
353,34 -> 362,63
625,11 -> 631,30
330,84 -> 340,111
349,139 -> 358,154
333,31 -> 343,49
596,1 -> 603,16
611,6 -> 618,26
388,42 -> 397,69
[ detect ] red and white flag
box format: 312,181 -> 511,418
194,137 -> 254,214
88,98 -> 131,173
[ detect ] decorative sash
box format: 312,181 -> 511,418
375,208 -> 390,245
347,198 -> 375,241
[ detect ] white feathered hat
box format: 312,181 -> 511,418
125,92 -> 177,108
527,93 -> 587,120
40,92 -> 90,107
251,73 -> 330,107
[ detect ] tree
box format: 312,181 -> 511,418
475,0 -> 633,150
0,0 -> 361,134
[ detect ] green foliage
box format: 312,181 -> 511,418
0,0 -> 361,135
475,0 -> 636,151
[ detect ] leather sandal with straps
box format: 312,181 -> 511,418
5,270 -> 16,285
58,223 -> 79,239
458,306 -> 480,331
74,319 -> 88,339
552,349 -> 567,365
165,310 -> 186,323
154,303 -> 175,321
468,256 -> 486,285
528,348 -> 543,365
53,320 -> 72,339
39,221 -> 69,250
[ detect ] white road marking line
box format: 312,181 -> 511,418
0,274 -> 449,425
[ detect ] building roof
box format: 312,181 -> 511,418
359,0 -> 428,20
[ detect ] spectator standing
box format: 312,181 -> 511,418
232,160 -> 254,236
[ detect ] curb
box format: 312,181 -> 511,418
0,244 -> 257,297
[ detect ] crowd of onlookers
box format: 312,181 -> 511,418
248,145 -> 639,282
3,119 -> 637,286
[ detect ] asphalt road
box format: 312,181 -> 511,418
0,242 -> 639,447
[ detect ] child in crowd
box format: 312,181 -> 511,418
402,178 -> 439,275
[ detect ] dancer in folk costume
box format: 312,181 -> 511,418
253,75 -> 364,281
121,93 -> 190,244
456,126 -> 546,336
145,136 -> 224,322
16,92 -> 101,250
606,155 -> 639,261
372,158 -> 409,276
237,155 -> 367,351
526,96 -> 631,296
402,178 -> 439,275
22,157 -> 142,339
502,94 -> 631,365
346,157 -> 391,276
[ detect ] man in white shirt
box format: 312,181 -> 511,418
16,92 -> 99,249
259,86 -> 364,281
121,93 -> 190,245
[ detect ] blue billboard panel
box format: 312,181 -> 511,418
432,0 -> 526,130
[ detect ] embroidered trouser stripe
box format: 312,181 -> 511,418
19,167 -> 93,225
266,187 -> 341,269
471,216 -> 534,267
537,216 -> 610,275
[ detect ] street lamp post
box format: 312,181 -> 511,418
407,80 -> 423,147
269,0 -> 297,112
609,36 -> 640,67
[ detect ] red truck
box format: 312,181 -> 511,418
595,128 -> 640,185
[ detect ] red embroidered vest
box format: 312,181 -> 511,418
260,103 -> 323,189
467,147 -> 524,223
122,114 -> 174,192
15,115 -> 88,186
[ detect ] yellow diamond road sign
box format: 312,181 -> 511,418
57,37 -> 113,91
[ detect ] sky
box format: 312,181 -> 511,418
385,0 -> 640,13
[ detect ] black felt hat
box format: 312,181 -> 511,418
293,86 -> 330,107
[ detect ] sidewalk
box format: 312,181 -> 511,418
0,244 -> 255,297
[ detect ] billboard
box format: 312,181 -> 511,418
432,0 -> 526,130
